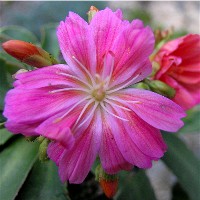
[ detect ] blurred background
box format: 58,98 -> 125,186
0,2 -> 199,200
0,1 -> 199,35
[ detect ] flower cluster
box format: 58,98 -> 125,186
3,8 -> 188,185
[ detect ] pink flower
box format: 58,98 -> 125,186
3,8 -> 186,183
153,34 -> 200,110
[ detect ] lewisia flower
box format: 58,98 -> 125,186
3,8 -> 186,183
153,34 -> 200,110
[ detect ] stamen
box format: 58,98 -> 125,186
106,96 -> 141,105
58,72 -> 93,89
73,99 -> 94,128
72,56 -> 95,86
75,101 -> 99,129
104,99 -> 132,111
53,95 -> 91,123
104,54 -> 115,88
100,102 -> 129,121
107,74 -> 140,94
49,87 -> 89,94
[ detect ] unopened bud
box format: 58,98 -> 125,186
149,80 -> 176,99
95,164 -> 118,198
25,136 -> 37,142
135,82 -> 151,90
37,136 -> 45,143
151,61 -> 160,77
154,27 -> 174,46
2,40 -> 58,68
38,138 -> 50,161
87,6 -> 99,23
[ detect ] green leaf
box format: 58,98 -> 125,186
0,137 -> 39,200
162,134 -> 200,200
0,128 -> 13,145
116,170 -> 156,200
41,23 -> 59,59
16,160 -> 70,200
0,25 -> 38,43
0,56 -> 26,111
0,111 -> 6,123
178,106 -> 200,134
0,58 -> 12,110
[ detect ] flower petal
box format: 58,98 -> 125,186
35,103 -> 85,148
102,105 -> 153,168
114,9 -> 123,19
5,120 -> 40,136
90,8 -> 123,72
162,75 -> 200,110
4,87 -> 84,123
115,88 -> 186,132
58,109 -> 102,183
57,12 -> 96,76
99,111 -> 133,174
113,107 -> 167,158
109,25 -> 154,87
14,64 -> 83,89
47,142 -> 65,165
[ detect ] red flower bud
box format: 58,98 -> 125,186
95,164 -> 118,198
89,6 -> 99,12
87,6 -> 99,23
100,178 -> 118,199
2,40 -> 58,68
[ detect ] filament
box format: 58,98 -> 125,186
72,56 -> 95,86
107,74 -> 140,94
58,72 -> 93,89
104,99 -> 131,111
54,95 -> 91,122
50,87 -> 89,94
75,101 -> 99,129
73,99 -> 95,128
100,102 -> 129,121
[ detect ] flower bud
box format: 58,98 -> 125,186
149,80 -> 176,99
135,82 -> 151,90
154,27 -> 174,46
38,138 -> 50,162
25,136 -> 38,142
95,164 -> 118,198
2,40 -> 58,68
87,6 -> 99,23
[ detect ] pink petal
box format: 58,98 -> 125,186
57,12 -> 96,76
114,108 -> 167,158
14,64 -> 81,89
131,19 -> 144,28
35,104 -> 85,148
5,120 -> 40,136
109,25 -> 154,87
114,9 -> 123,19
155,55 -> 182,79
58,109 -> 102,183
47,142 -> 65,165
116,88 -> 186,132
99,111 -> 133,174
90,8 -> 123,72
172,71 -> 200,84
102,106 -> 153,168
162,75 -> 200,110
4,87 -> 84,123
